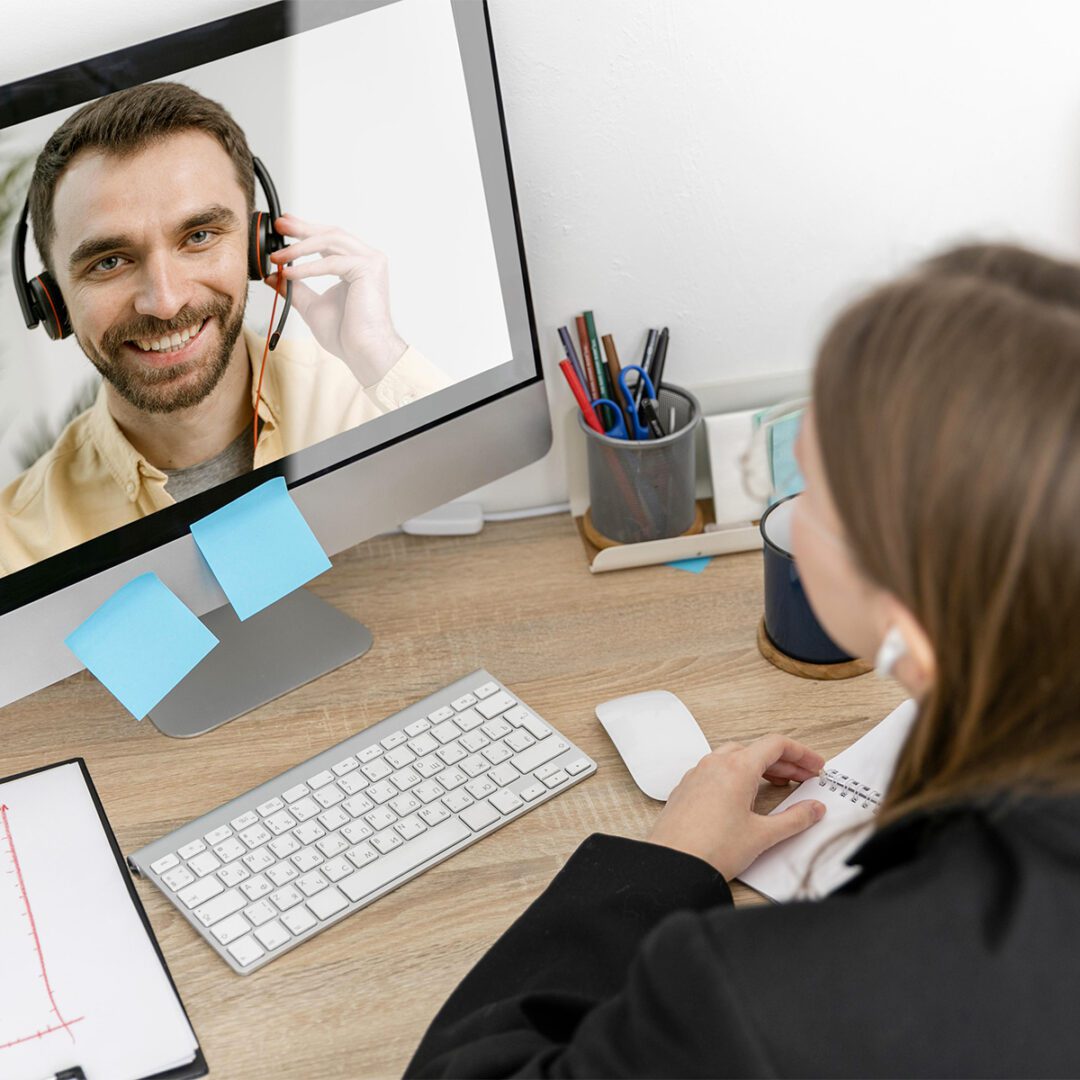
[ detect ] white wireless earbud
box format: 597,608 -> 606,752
874,626 -> 909,680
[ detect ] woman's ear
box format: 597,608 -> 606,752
878,596 -> 936,697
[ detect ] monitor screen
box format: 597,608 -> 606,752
0,0 -> 539,605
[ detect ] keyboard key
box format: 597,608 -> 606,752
290,797 -> 321,822
436,743 -> 467,766
461,755 -> 490,778
293,822 -> 326,846
270,884 -> 305,911
442,789 -> 473,814
503,705 -> 532,727
254,919 -> 292,952
307,770 -> 335,790
230,810 -> 259,832
414,755 -> 445,778
366,781 -> 397,805
385,746 -> 415,770
357,744 -> 383,764
318,806 -> 350,831
490,789 -> 524,815
240,874 -> 273,901
218,862 -> 251,888
460,800 -> 502,832
322,855 -> 353,882
511,736 -> 570,775
227,934 -> 265,968
240,824 -> 272,849
307,886 -> 349,921
381,730 -> 408,750
394,815 -> 427,841
460,731 -> 490,753
210,912 -> 251,946
566,757 -> 592,777
431,720 -> 463,744
476,690 -> 516,719
365,806 -> 396,831
390,767 -> 422,791
465,775 -> 497,800
372,829 -> 404,854
162,865 -> 195,892
341,822 -> 373,844
213,837 -> 247,864
389,793 -> 421,817
290,849 -> 324,872
520,715 -> 552,741
487,763 -> 520,787
204,825 -> 233,846
482,742 -> 513,766
454,708 -> 485,732
282,784 -> 310,804
342,794 -> 374,817
535,762 -> 563,782
266,862 -> 298,887
543,770 -> 570,788
419,802 -> 451,826
427,705 -> 455,723
414,781 -> 446,804
519,782 -> 545,801
257,796 -> 285,817
361,758 -> 393,782
244,898 -> 278,927
438,767 -> 468,790
269,834 -> 301,859
281,906 -> 318,936
264,810 -> 298,836
407,733 -> 439,756
297,870 -> 330,896
337,772 -> 369,796
473,681 -> 499,699
404,718 -> 431,737
339,818 -> 471,903
314,785 -> 345,809
178,876 -> 224,909
451,692 -> 478,711
505,729 -> 536,753
316,834 -> 349,859
187,851 -> 221,877
332,756 -> 359,776
346,843 -> 379,869
242,849 -> 275,873
482,718 -> 512,740
150,853 -> 179,875
178,839 -> 206,860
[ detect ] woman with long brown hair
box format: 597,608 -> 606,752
407,242 -> 1080,1078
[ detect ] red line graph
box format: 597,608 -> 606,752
1,802 -> 83,1050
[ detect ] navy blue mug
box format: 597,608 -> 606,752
759,493 -> 853,666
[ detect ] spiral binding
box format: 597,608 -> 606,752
818,766 -> 882,812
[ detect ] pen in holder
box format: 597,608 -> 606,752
578,383 -> 703,546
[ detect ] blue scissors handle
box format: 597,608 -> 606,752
591,398 -> 629,440
617,365 -> 656,440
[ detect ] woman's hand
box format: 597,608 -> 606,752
646,735 -> 826,880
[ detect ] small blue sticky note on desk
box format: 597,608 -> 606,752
667,556 -> 712,574
65,573 -> 219,720
190,476 -> 332,621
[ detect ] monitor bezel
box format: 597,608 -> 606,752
0,0 -> 542,618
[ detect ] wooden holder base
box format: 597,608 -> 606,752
756,617 -> 872,680
582,503 -> 706,551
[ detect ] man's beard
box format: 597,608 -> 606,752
78,291 -> 247,415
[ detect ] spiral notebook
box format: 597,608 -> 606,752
738,700 -> 918,901
0,759 -> 206,1080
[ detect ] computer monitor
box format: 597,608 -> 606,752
0,0 -> 550,735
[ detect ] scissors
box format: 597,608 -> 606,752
590,397 -> 630,439
617,365 -> 657,440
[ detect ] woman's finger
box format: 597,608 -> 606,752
747,734 -> 825,776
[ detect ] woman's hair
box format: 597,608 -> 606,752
813,242 -> 1080,827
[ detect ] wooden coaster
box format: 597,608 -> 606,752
757,617 -> 872,680
582,504 -> 705,551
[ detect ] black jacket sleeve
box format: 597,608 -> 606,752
405,833 -> 772,1078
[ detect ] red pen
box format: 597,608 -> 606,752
559,359 -> 605,434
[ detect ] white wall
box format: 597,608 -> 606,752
6,0 -> 1080,511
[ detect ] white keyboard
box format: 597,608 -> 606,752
129,671 -> 596,974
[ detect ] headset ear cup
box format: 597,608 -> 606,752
249,211 -> 285,281
30,273 -> 71,340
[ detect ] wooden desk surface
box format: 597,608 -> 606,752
0,513 -> 904,1079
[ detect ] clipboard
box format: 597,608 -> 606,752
0,758 -> 208,1080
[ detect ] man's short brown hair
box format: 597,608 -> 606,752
29,81 -> 255,273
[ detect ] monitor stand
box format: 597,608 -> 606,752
148,588 -> 373,738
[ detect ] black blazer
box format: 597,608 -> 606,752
406,795 -> 1080,1077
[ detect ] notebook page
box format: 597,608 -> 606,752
0,762 -> 198,1080
738,700 -> 918,902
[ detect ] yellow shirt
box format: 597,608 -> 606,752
0,328 -> 450,574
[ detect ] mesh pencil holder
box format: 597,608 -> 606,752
578,384 -> 702,546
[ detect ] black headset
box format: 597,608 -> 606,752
12,154 -> 292,349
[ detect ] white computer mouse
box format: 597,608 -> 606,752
595,690 -> 712,801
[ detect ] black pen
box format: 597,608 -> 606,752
639,397 -> 666,439
634,329 -> 659,410
650,326 -> 670,391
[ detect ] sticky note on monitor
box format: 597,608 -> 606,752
190,476 -> 332,621
767,410 -> 805,503
65,573 -> 219,721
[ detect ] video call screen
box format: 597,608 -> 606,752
0,0 -> 533,577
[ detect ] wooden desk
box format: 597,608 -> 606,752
0,513 -> 904,1078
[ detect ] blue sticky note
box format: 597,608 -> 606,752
65,573 -> 218,720
768,411 -> 805,504
190,476 -> 332,621
667,556 -> 712,574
